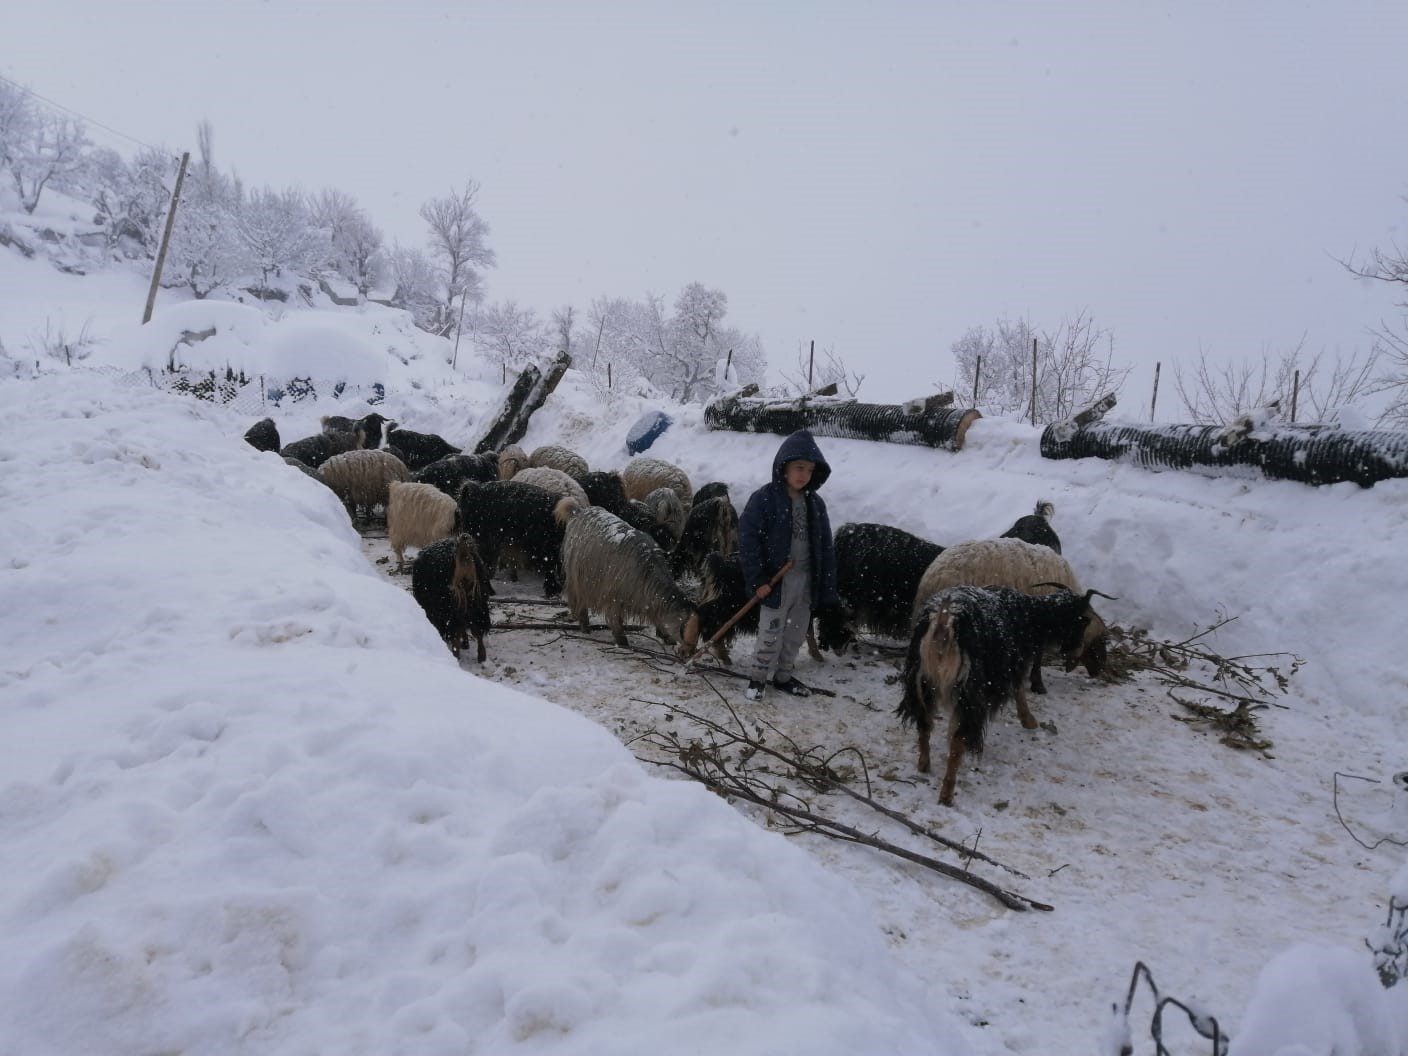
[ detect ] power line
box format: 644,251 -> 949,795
0,70 -> 178,161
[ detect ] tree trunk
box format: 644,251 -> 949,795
1040,419 -> 1408,488
473,350 -> 572,453
704,392 -> 981,451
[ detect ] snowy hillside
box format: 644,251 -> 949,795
4,247 -> 1408,1054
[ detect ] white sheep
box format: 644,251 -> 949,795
387,481 -> 459,572
621,456 -> 692,510
528,443 -> 589,480
319,449 -> 410,524
560,505 -> 700,653
511,466 -> 591,509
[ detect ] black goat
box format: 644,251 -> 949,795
671,496 -> 739,578
280,429 -> 360,469
898,584 -> 1113,805
691,481 -> 731,507
693,552 -> 756,665
456,480 -> 574,596
412,533 -> 493,662
999,500 -> 1061,553
412,452 -> 501,497
816,522 -> 944,653
579,470 -> 631,514
244,417 -> 281,452
385,424 -> 462,471
322,412 -> 392,451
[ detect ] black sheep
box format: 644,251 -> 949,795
671,496 -> 739,578
579,470 -> 631,514
691,481 -> 731,507
244,417 -> 281,453
456,480 -> 574,596
385,425 -> 462,471
816,522 -> 944,653
899,583 -> 1111,805
412,533 -> 493,662
999,500 -> 1061,554
280,430 -> 359,469
412,453 -> 501,497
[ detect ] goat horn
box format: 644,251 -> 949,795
1029,580 -> 1072,592
1083,588 -> 1120,603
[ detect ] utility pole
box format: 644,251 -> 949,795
142,151 -> 190,324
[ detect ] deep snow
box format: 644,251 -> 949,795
4,235 -> 1408,1053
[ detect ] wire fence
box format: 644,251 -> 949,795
88,365 -> 387,417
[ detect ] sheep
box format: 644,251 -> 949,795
384,424 -> 462,471
528,444 -> 589,480
912,537 -> 1108,690
999,500 -> 1061,554
496,444 -> 529,480
411,452 -> 501,497
512,466 -> 591,508
280,429 -> 361,469
691,481 -> 731,507
244,417 -> 281,452
412,533 -> 493,663
282,455 -> 334,489
319,448 -> 411,524
899,584 -> 1114,805
643,486 -> 686,545
578,470 -> 630,514
456,480 -> 574,596
622,499 -> 678,551
816,522 -> 945,654
387,481 -> 459,572
559,505 -> 701,653
671,496 -> 740,578
621,456 -> 692,510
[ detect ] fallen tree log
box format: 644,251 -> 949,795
473,350 -> 572,454
705,391 -> 981,451
1040,418 -> 1408,487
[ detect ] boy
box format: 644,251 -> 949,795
737,428 -> 839,701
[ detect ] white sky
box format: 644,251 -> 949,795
7,0 -> 1408,402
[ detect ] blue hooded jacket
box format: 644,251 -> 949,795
738,429 -> 839,610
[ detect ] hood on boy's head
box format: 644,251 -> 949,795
771,429 -> 832,490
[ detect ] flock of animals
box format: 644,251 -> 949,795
245,412 -> 1113,805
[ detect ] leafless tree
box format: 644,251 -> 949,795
550,305 -> 575,355
951,310 -> 1128,422
234,186 -> 324,290
1341,198 -> 1408,426
781,341 -> 865,396
1173,337 -> 1381,424
473,300 -> 548,374
420,181 -> 496,335
7,110 -> 90,214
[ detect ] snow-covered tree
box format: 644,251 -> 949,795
1342,196 -> 1408,426
163,122 -> 246,299
473,300 -> 548,376
234,186 -> 324,290
589,283 -> 764,403
388,244 -> 443,332
420,181 -> 495,335
951,311 -> 1128,422
6,109 -> 90,214
0,79 -> 37,183
85,146 -> 173,257
309,187 -> 384,296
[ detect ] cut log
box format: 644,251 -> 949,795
1040,418 -> 1408,488
704,392 -> 981,451
473,350 -> 572,454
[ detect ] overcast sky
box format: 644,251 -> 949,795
7,1 -> 1408,404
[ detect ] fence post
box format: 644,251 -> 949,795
1030,337 -> 1038,426
972,354 -> 981,407
607,362 -> 612,390
1291,369 -> 1300,422
1150,362 -> 1161,422
808,339 -> 815,389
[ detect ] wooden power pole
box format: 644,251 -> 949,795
142,151 -> 191,324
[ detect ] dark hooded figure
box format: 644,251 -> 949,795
737,429 -> 839,701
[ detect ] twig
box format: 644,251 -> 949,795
642,698 -> 1032,879
1333,771 -> 1408,851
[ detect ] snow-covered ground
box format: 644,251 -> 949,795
5,246 -> 1408,1054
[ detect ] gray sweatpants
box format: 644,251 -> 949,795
748,568 -> 811,683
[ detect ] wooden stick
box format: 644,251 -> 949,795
687,560 -> 794,666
